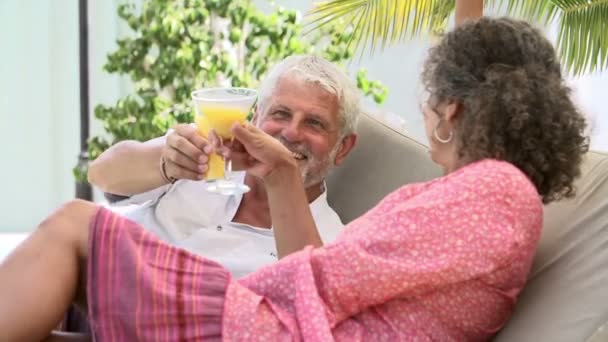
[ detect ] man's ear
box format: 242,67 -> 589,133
333,134 -> 357,166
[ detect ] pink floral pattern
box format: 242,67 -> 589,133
88,159 -> 543,341
224,159 -> 543,340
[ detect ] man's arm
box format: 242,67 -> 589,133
455,0 -> 483,26
87,137 -> 167,196
88,124 -> 212,196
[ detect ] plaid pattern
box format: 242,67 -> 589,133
87,207 -> 229,341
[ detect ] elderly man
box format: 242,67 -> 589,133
87,55 -> 361,278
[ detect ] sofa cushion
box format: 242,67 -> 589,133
326,113 -> 442,223
495,151 -> 608,342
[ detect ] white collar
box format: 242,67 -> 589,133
228,174 -> 330,229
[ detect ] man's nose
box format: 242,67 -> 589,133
281,121 -> 303,142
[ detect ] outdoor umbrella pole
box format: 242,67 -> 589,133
64,0 -> 93,333
76,0 -> 92,201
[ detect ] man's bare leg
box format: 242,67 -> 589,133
0,200 -> 97,342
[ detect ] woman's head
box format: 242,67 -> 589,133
420,17 -> 589,203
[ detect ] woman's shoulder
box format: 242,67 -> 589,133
351,159 -> 541,228
454,159 -> 537,192
457,158 -> 527,177
385,159 -> 538,200
369,159 -> 538,208
443,159 -> 543,217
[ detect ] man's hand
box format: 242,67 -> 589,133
162,124 -> 213,181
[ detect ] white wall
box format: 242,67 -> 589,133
0,0 -> 129,232
569,74 -> 608,151
0,1 -> 79,232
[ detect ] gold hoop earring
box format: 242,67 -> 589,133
433,121 -> 453,144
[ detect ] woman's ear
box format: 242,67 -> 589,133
443,101 -> 462,125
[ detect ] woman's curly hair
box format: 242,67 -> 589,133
421,17 -> 589,203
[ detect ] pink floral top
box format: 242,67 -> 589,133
88,159 -> 543,341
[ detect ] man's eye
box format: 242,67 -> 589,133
307,119 -> 325,129
272,111 -> 290,118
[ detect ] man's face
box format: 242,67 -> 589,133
256,76 -> 346,187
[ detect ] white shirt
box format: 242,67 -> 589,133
113,172 -> 344,278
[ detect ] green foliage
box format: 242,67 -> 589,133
308,0 -> 438,55
78,0 -> 388,182
356,69 -> 388,104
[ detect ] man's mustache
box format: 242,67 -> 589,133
274,136 -> 311,160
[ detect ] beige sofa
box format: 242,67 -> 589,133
326,113 -> 608,342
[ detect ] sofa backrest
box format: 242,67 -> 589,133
494,150 -> 608,342
327,113 -> 608,341
326,114 -> 442,223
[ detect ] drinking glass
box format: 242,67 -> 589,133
192,87 -> 257,195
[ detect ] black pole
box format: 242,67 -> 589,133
76,0 -> 92,201
62,0 -> 93,334
61,3 -> 94,332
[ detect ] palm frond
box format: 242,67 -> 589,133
306,0 -> 438,55
429,0 -> 456,35
553,0 -> 608,75
486,0 -> 559,23
306,0 -> 608,76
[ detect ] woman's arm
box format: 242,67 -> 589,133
229,123 -> 322,258
265,163 -> 323,257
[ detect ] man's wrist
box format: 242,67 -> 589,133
159,156 -> 177,184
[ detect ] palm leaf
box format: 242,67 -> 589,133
307,0 -> 438,55
429,0 -> 456,35
486,0 -> 559,23
306,0 -> 608,75
552,0 -> 608,75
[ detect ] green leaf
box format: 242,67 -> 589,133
551,0 -> 608,76
486,0 -> 559,23
306,0 -> 608,76
307,0 -> 438,57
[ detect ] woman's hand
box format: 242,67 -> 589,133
226,122 -> 322,257
225,123 -> 298,182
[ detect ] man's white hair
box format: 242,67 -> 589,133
257,55 -> 362,137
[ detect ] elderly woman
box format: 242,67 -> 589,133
0,16 -> 588,342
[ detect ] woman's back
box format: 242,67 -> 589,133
234,159 -> 542,340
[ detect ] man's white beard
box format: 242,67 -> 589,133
275,136 -> 340,188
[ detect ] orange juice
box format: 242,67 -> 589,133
201,105 -> 248,139
195,106 -> 247,180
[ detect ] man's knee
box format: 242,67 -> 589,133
39,200 -> 99,256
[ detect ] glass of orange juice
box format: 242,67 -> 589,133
191,87 -> 257,195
